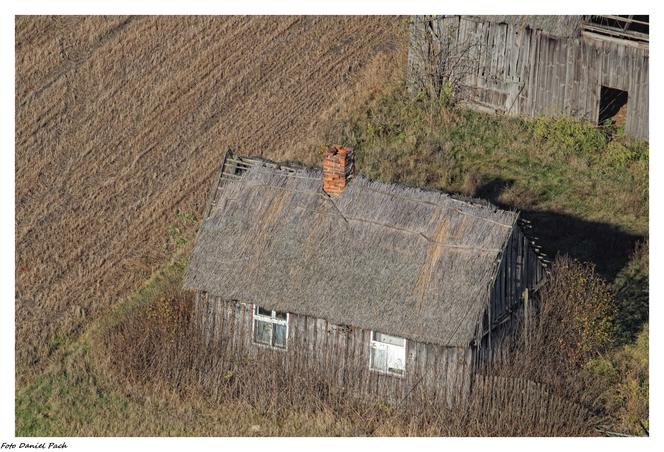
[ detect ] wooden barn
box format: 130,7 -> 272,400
184,147 -> 545,403
408,15 -> 649,141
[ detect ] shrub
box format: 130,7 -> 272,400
96,277 -> 596,436
545,257 -> 614,364
529,116 -> 608,157
507,256 -> 616,390
604,139 -> 648,168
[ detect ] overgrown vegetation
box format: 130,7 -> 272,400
507,257 -> 616,384
583,324 -> 649,436
17,250 -> 641,436
613,241 -> 649,344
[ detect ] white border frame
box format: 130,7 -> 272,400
369,330 -> 407,377
6,3 -> 661,449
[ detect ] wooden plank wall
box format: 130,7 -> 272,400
194,292 -> 473,405
409,16 -> 649,141
473,225 -> 544,368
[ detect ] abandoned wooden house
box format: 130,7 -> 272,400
184,147 -> 545,402
408,15 -> 649,141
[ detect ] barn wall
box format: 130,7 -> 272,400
409,16 -> 649,141
473,224 -> 544,368
194,292 -> 472,405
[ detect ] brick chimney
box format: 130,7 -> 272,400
323,146 -> 355,196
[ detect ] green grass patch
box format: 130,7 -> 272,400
15,343 -> 131,436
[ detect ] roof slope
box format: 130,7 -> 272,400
184,164 -> 518,346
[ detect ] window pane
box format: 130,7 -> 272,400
274,310 -> 287,321
273,323 -> 287,348
370,345 -> 387,372
254,319 -> 272,345
387,345 -> 405,374
256,306 -> 271,317
374,332 -> 405,347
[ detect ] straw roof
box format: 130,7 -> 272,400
184,164 -> 518,346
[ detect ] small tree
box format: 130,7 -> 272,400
408,16 -> 480,105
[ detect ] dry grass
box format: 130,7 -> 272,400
15,15 -> 408,386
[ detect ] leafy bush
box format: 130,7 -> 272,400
539,257 -> 616,370
604,138 -> 649,169
529,115 -> 608,157
505,256 -> 616,392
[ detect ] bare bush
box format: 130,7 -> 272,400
408,17 -> 480,105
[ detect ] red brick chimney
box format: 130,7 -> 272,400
323,146 -> 355,196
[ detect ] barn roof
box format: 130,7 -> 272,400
465,15 -> 588,38
184,163 -> 518,346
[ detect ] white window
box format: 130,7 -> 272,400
369,331 -> 406,376
252,305 -> 288,350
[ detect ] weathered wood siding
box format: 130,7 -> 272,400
194,292 -> 472,404
409,16 -> 649,141
473,225 -> 544,368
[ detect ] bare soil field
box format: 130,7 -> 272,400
15,15 -> 406,385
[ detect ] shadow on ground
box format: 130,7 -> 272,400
475,178 -> 645,281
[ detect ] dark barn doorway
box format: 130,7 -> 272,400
599,86 -> 628,128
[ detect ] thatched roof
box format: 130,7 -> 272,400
184,164 -> 518,346
464,15 -> 587,38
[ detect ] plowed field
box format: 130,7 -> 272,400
15,15 -> 405,383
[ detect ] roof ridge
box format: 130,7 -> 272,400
240,163 -> 517,229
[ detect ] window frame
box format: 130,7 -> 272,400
251,304 -> 289,351
369,330 -> 407,377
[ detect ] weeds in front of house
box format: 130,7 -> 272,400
90,258 -> 595,436
20,254 -> 620,436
